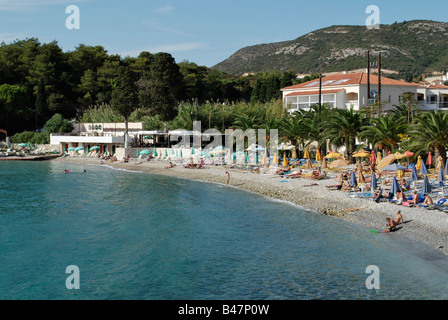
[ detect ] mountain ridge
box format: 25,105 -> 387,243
212,20 -> 448,78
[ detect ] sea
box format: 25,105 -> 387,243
1,161 -> 448,300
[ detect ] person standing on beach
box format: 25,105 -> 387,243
226,171 -> 230,185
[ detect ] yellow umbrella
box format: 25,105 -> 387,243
272,153 -> 278,166
379,154 -> 396,170
261,151 -> 267,165
282,156 -> 289,167
329,159 -> 350,168
325,152 -> 342,159
304,148 -> 310,159
376,152 -> 382,166
416,155 -> 422,170
397,169 -> 405,178
394,152 -> 409,160
353,151 -> 371,158
315,149 -> 322,161
291,148 -> 297,159
437,155 -> 444,170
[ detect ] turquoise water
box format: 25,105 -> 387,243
1,161 -> 448,300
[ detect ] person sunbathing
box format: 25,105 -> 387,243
423,194 -> 433,206
165,162 -> 175,169
411,191 -> 419,206
395,190 -> 404,205
394,210 -> 404,226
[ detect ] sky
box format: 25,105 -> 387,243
1,0 -> 447,68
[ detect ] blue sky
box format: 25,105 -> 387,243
1,0 -> 447,67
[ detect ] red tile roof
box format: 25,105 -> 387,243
282,72 -> 418,91
284,89 -> 344,97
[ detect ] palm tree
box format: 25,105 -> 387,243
358,115 -> 406,154
323,107 -> 366,163
406,111 -> 448,166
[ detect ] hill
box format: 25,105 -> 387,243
212,20 -> 448,78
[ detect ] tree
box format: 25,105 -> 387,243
43,113 -> 73,133
111,66 -> 139,147
323,107 -> 366,163
406,111 -> 448,166
358,115 -> 406,154
138,52 -> 184,122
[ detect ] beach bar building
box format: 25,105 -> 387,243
50,122 -> 144,155
281,72 -> 448,113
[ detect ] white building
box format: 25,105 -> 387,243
50,122 -> 144,155
281,72 -> 448,113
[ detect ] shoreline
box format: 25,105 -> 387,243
54,156 -> 448,256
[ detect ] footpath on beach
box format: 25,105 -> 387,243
55,155 -> 448,256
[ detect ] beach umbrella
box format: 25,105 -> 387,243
349,171 -> 357,187
420,161 -> 429,175
306,158 -> 313,169
315,149 -> 322,161
261,151 -> 267,165
436,155 -> 444,170
404,150 -> 414,157
378,154 -> 396,170
245,152 -> 249,164
140,149 -> 152,155
410,166 -> 419,182
376,152 -> 382,166
104,146 -> 108,155
438,164 -> 445,187
153,147 -> 158,157
322,157 -> 327,168
232,152 -> 236,162
171,148 -> 175,155
445,158 -> 448,175
426,152 -> 433,168
416,155 -> 422,170
272,152 -> 278,165
303,148 -> 310,159
370,151 -> 376,164
325,152 -> 342,159
394,152 -> 409,160
18,143 -> 27,147
291,148 -> 298,159
27,142 -> 31,148
329,159 -> 350,168
422,175 -> 432,195
74,146 -> 84,152
390,176 -> 401,195
86,146 -> 89,153
381,163 -> 408,171
191,147 -> 195,155
353,151 -> 371,158
165,149 -> 168,157
282,155 -> 289,167
370,172 -> 378,190
255,152 -> 259,164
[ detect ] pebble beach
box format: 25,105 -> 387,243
55,155 -> 448,256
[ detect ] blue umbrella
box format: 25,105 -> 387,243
445,158 -> 448,175
422,175 -> 432,195
381,163 -> 408,171
390,176 -> 401,195
420,161 -> 429,175
410,166 -> 419,182
438,165 -> 445,187
349,171 -> 357,187
370,172 -> 378,190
